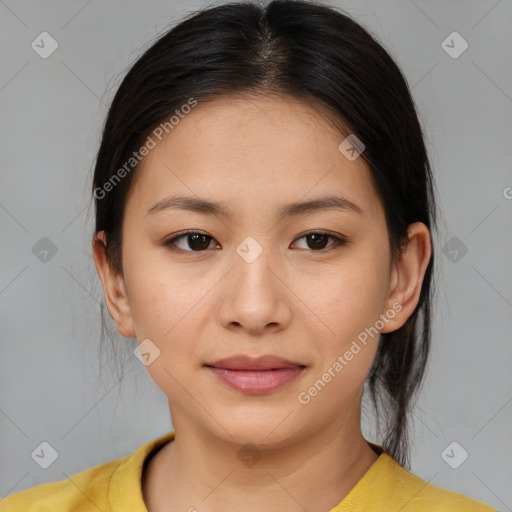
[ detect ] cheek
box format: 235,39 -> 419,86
300,251 -> 389,339
125,272 -> 203,397
122,254 -> 203,376
295,248 -> 389,392
295,268 -> 383,414
123,238 -> 201,333
130,276 -> 201,344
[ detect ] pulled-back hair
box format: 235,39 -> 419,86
92,0 -> 437,468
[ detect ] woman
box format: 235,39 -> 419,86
0,1 -> 497,510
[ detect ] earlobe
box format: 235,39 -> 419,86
92,232 -> 135,338
381,222 -> 432,333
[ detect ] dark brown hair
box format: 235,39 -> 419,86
91,0 -> 437,468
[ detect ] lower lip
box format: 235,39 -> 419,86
206,366 -> 305,394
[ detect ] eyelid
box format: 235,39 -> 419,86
291,230 -> 350,251
162,230 -> 350,252
162,230 -> 218,251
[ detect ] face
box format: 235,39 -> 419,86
95,95 -> 422,449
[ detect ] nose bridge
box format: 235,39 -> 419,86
233,234 -> 280,296
216,233 -> 291,332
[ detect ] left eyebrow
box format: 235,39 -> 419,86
145,194 -> 363,219
276,195 -> 363,220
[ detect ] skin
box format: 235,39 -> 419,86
93,94 -> 431,512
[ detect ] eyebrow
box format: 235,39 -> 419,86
146,194 -> 363,220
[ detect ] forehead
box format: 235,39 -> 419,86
126,94 -> 382,222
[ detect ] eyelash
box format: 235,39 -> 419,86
162,230 -> 349,253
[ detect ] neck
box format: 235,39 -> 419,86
142,407 -> 380,512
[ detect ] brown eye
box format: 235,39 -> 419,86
293,231 -> 349,251
163,230 -> 349,253
164,231 -> 217,252
306,233 -> 330,250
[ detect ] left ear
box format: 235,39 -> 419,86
381,222 -> 432,333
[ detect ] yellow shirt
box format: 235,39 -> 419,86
0,430 -> 497,511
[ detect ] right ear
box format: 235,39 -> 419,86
92,231 -> 135,338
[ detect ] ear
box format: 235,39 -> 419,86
381,222 -> 432,333
92,231 -> 135,338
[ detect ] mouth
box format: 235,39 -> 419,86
205,354 -> 307,395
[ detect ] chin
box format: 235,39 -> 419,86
208,412 -> 307,450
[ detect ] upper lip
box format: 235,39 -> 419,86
206,354 -> 305,371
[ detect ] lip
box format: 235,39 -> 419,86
205,354 -> 306,395
208,354 -> 304,371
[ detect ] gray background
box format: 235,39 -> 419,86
1,0 -> 511,510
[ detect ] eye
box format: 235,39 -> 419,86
163,230 -> 349,253
292,231 -> 349,251
163,231 -> 218,252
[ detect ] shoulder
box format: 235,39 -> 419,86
337,448 -> 497,511
360,453 -> 498,511
0,431 -> 175,512
0,455 -> 125,512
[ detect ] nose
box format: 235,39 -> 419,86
216,241 -> 292,337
